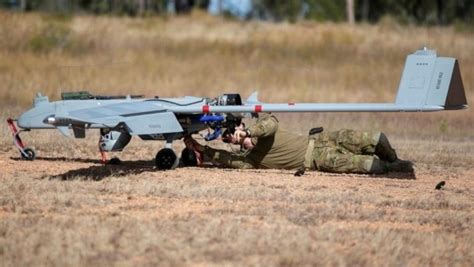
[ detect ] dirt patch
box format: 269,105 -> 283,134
1,150 -> 473,266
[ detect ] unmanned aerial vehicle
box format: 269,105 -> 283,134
7,48 -> 468,169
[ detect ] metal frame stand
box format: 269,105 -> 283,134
6,118 -> 35,160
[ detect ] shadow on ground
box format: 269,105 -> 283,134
381,172 -> 416,179
370,172 -> 416,180
47,160 -> 157,181
49,163 -> 416,181
13,155 -> 416,181
205,167 -> 417,180
11,156 -> 103,164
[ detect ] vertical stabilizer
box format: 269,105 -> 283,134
444,60 -> 467,109
395,48 -> 468,110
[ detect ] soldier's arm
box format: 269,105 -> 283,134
202,146 -> 255,169
247,113 -> 279,138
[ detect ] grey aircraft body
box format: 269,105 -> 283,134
10,48 -> 468,169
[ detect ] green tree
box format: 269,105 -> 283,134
354,0 -> 473,25
305,0 -> 346,22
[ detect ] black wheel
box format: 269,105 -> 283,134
21,148 -> 36,161
155,148 -> 177,170
181,148 -> 198,167
108,157 -> 122,165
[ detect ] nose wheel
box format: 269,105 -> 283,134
155,148 -> 178,170
21,148 -> 36,161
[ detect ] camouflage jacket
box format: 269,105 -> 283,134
202,114 -> 308,169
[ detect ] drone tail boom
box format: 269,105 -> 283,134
168,49 -> 467,114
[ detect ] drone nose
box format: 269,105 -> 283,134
17,114 -> 30,129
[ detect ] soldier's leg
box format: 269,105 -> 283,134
332,129 -> 398,162
332,129 -> 377,154
313,146 -> 388,174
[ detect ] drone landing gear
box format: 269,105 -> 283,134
155,148 -> 178,170
155,136 -> 179,170
98,149 -> 121,165
97,140 -> 122,165
6,118 -> 36,160
98,136 -> 109,164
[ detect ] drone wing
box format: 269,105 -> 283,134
169,49 -> 467,114
45,99 -> 206,136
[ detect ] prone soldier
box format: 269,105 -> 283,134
183,113 -> 413,174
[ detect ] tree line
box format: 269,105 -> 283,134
255,0 -> 473,24
2,0 -> 473,25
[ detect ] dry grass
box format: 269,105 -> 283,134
1,11 -> 473,103
0,11 -> 473,266
0,154 -> 473,266
0,10 -> 473,143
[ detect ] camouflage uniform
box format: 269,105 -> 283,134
202,113 -> 307,169
307,129 -> 397,174
202,114 -> 403,174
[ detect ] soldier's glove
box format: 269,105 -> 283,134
232,129 -> 249,143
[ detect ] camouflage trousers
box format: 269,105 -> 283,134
307,129 -> 390,174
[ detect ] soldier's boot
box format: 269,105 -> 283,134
386,159 -> 414,173
374,132 -> 398,162
362,158 -> 388,174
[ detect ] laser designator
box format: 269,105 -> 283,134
8,48 -> 468,169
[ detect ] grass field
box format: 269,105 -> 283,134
0,11 -> 473,266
